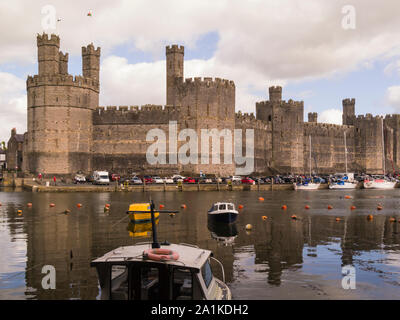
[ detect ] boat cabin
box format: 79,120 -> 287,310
208,202 -> 236,213
91,243 -> 231,300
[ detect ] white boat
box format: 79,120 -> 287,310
363,178 -> 396,189
329,180 -> 357,189
294,182 -> 320,190
294,135 -> 320,190
91,200 -> 232,300
208,202 -> 238,223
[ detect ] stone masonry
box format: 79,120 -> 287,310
14,33 -> 400,176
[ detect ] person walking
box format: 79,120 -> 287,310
53,176 -> 56,186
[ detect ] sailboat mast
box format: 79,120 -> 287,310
344,131 -> 348,174
381,118 -> 385,175
309,135 -> 312,177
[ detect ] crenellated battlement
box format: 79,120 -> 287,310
181,77 -> 235,89
37,33 -> 60,47
27,74 -> 99,91
304,122 -> 355,138
355,114 -> 383,121
256,99 -> 304,108
166,45 -> 184,55
96,104 -> 182,113
82,43 -> 101,56
235,111 -> 270,130
59,51 -> 68,61
342,98 -> 356,105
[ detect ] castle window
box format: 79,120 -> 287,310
207,104 -> 210,116
268,115 -> 272,121
56,97 -> 58,102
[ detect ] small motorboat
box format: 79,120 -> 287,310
92,200 -> 231,300
127,203 -> 160,222
207,202 -> 238,223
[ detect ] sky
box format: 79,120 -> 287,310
1,0 -> 400,143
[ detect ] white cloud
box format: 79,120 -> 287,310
0,72 -> 26,143
386,86 -> 400,110
318,109 -> 343,125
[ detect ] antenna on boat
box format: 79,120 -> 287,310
149,199 -> 160,249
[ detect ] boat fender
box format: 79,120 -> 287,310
143,248 -> 179,261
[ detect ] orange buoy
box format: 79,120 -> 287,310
159,204 -> 165,209
258,197 -> 264,201
238,204 -> 244,209
367,214 -> 373,220
181,204 -> 187,209
105,203 -> 110,208
49,203 -> 55,207
344,195 -> 352,199
27,203 -> 32,207
350,206 -> 356,210
377,206 -> 383,210
77,203 -> 82,208
262,215 -> 267,220
305,205 -> 310,210
291,214 -> 297,220
281,205 -> 287,210
335,217 -> 341,222
327,205 -> 333,210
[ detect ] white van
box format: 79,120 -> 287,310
93,171 -> 110,185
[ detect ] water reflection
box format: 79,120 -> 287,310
0,190 -> 399,299
207,218 -> 238,246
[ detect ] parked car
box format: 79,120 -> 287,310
130,176 -> 143,184
143,176 -> 153,184
229,176 -> 242,183
153,176 -> 164,184
172,175 -> 185,182
183,177 -> 196,184
163,177 -> 174,184
74,173 -> 86,184
93,171 -> 110,185
241,177 -> 255,185
109,173 -> 121,181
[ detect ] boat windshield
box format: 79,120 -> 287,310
218,204 -> 226,210
227,204 -> 234,210
201,260 -> 213,288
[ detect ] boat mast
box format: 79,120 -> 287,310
344,131 -> 348,174
381,118 -> 385,175
309,135 -> 312,177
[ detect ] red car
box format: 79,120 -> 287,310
241,177 -> 255,185
110,173 -> 120,181
143,176 -> 153,184
183,177 -> 196,184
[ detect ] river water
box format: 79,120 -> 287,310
0,189 -> 399,300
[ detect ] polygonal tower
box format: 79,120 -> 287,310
166,45 -> 184,106
342,98 -> 355,125
25,33 -> 100,175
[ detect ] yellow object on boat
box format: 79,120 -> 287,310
127,203 -> 160,222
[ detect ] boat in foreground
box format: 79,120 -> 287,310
91,200 -> 231,300
208,202 -> 239,223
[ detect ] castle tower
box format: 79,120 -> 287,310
342,98 -> 355,125
37,33 -> 60,75
269,86 -> 282,102
166,45 -> 184,106
59,51 -> 68,75
256,86 -> 304,173
26,33 -> 100,175
82,43 -> 101,81
308,112 -> 317,123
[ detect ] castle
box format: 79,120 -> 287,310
12,33 -> 400,176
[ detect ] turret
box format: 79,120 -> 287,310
37,33 -> 60,75
82,43 -> 101,82
308,112 -> 317,123
342,98 -> 355,125
59,51 -> 69,75
166,45 -> 184,105
269,86 -> 282,103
